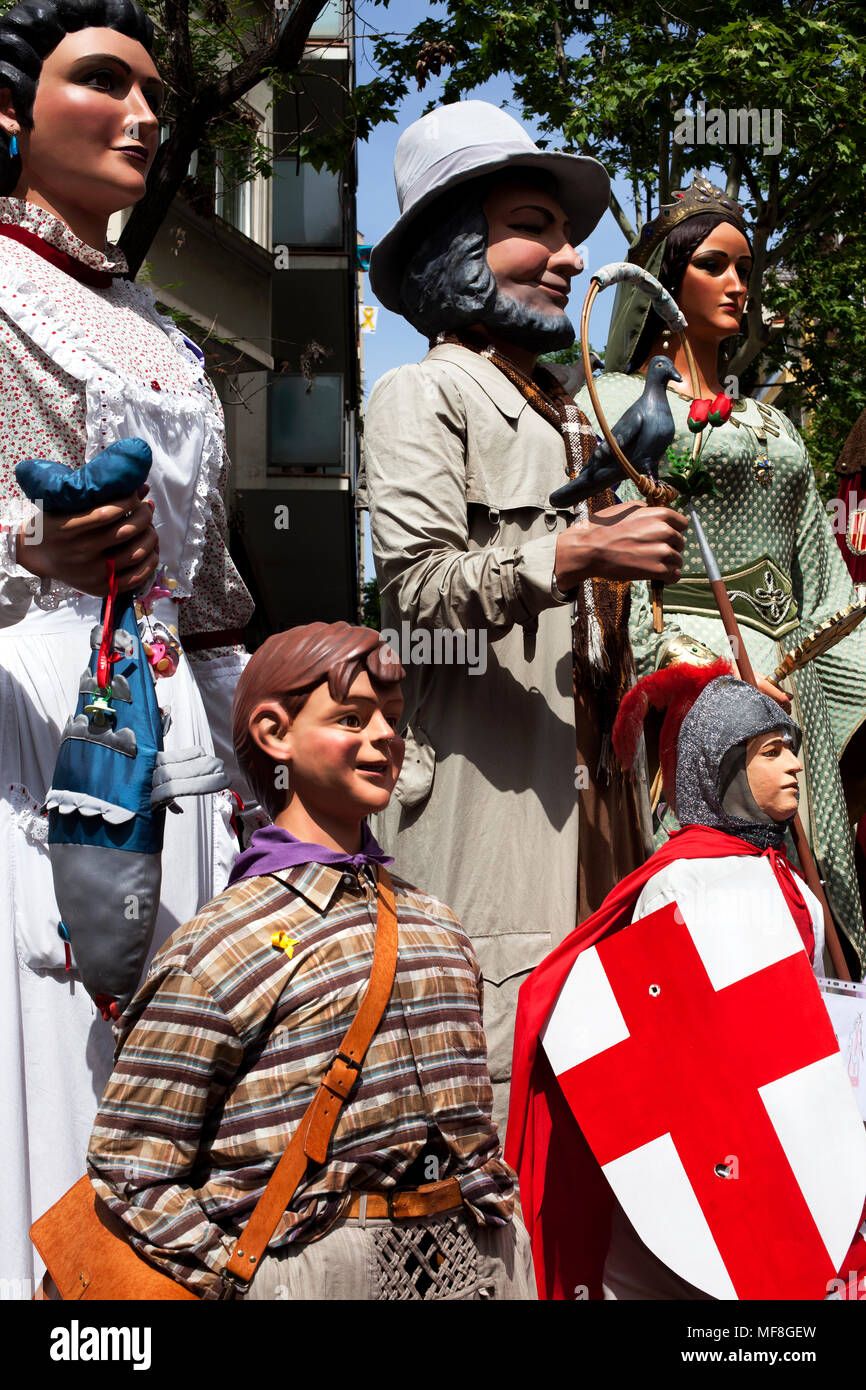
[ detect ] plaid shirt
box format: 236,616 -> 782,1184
88,861 -> 515,1298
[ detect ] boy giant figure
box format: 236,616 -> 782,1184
88,623 -> 534,1300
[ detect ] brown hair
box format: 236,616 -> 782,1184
232,622 -> 405,818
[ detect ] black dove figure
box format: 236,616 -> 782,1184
550,355 -> 682,508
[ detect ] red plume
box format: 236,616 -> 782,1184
613,660 -> 733,807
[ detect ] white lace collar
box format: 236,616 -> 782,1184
0,197 -> 127,276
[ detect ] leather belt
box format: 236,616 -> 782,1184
345,1177 -> 463,1222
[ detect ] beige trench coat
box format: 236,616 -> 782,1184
361,343 -> 647,1121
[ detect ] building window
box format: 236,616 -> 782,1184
269,373 -> 344,472
273,158 -> 343,248
215,155 -> 253,240
309,0 -> 343,38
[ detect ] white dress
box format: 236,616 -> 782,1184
0,201 -> 253,1293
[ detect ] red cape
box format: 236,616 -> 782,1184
504,824 -> 814,1300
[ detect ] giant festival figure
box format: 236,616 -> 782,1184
86,622 -> 535,1301
362,100 -> 689,1122
577,179 -> 866,974
0,0 -> 253,1292
508,667 -> 866,1301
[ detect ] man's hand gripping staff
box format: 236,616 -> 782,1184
550,263 -> 693,626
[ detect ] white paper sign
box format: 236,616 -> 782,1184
818,976 -> 866,1120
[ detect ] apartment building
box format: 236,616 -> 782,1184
131,0 -> 361,647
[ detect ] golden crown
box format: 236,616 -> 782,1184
628,176 -> 748,269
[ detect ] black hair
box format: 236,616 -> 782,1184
628,211 -> 753,373
398,166 -> 564,341
399,192 -> 495,339
0,0 -> 154,194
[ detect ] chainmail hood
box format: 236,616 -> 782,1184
675,675 -> 801,850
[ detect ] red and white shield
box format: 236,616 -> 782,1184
848,504 -> 866,557
541,898 -> 866,1300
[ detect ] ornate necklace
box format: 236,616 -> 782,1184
730,397 -> 776,488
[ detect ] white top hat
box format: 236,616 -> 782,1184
369,100 -> 610,313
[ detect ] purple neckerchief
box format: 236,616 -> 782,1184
181,334 -> 206,366
228,821 -> 393,885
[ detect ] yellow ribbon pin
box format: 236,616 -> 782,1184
271,930 -> 300,960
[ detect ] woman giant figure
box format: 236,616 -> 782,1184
0,0 -> 252,1290
577,178 -> 866,974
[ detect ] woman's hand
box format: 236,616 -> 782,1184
16,491 -> 159,596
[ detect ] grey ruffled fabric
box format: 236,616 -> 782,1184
675,675 -> 802,850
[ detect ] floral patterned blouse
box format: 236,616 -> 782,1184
0,198 -> 252,655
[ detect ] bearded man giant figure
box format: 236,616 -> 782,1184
361,101 -> 689,1122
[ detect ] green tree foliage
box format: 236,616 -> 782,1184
362,576 -> 381,629
764,222 -> 866,499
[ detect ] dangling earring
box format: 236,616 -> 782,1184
9,132 -> 18,159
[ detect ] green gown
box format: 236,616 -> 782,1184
577,372 -> 866,972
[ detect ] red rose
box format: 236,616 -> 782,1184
687,398 -> 712,433
708,391 -> 733,426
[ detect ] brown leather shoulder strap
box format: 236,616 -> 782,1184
222,867 -> 398,1292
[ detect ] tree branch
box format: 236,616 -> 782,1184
725,148 -> 743,202
164,0 -> 194,101
769,206 -> 840,266
610,185 -> 636,243
668,102 -> 683,192
777,164 -> 836,223
658,91 -> 670,206
738,157 -> 764,219
204,0 -> 327,116
551,16 -> 569,97
120,0 -> 328,276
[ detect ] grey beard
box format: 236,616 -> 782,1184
478,285 -> 576,351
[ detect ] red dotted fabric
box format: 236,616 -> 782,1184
0,198 -> 252,651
